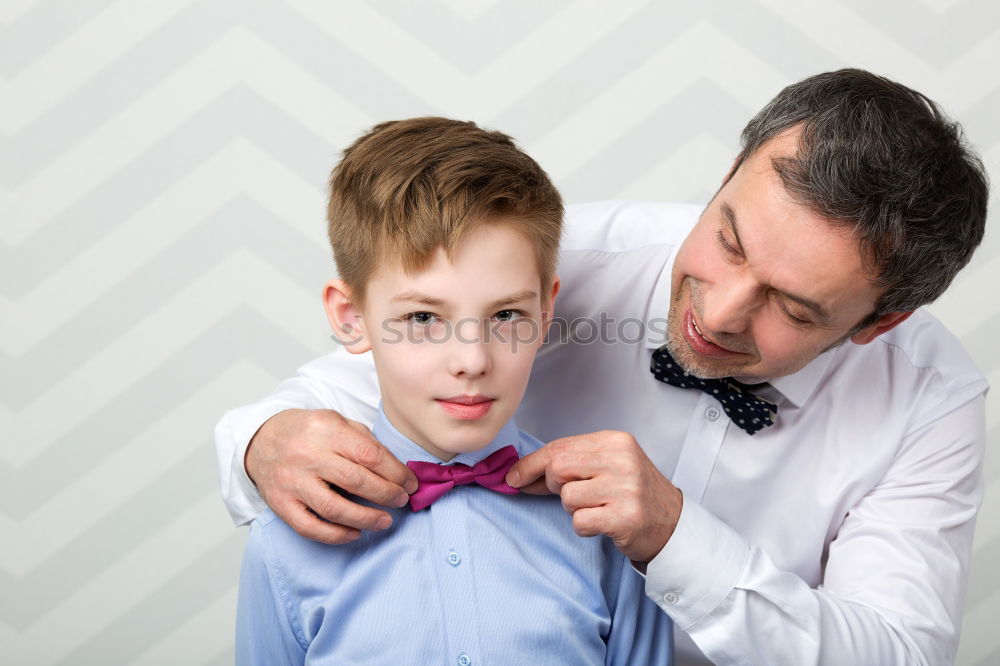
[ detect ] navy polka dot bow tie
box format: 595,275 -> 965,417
650,345 -> 778,435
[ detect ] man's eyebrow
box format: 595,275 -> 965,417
719,201 -> 831,323
487,289 -> 537,310
720,202 -> 745,252
782,291 -> 831,323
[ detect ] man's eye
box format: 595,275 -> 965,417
493,309 -> 524,322
404,311 -> 438,325
779,303 -> 812,325
716,230 -> 742,256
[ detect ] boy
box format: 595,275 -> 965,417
235,117 -> 672,664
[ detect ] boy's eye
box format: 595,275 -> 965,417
492,309 -> 523,322
404,311 -> 438,325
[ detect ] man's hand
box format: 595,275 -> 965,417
245,409 -> 418,544
506,431 -> 683,564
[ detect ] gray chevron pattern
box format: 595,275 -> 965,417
2,1 -> 998,663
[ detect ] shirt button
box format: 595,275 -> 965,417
705,407 -> 721,421
447,551 -> 461,566
663,591 -> 679,605
458,654 -> 472,666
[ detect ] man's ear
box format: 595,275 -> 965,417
850,311 -> 913,345
323,279 -> 371,354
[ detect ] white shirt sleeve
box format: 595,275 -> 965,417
213,350 -> 380,525
644,394 -> 985,665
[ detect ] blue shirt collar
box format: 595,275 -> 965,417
372,404 -> 526,465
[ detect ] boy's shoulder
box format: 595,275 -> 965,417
513,427 -> 547,456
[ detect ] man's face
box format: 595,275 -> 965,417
666,130 -> 884,382
357,223 -> 556,461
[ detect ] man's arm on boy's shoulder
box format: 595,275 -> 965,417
214,350 -> 416,543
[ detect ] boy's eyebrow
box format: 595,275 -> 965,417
389,291 -> 447,307
487,289 -> 538,310
389,289 -> 538,310
719,201 -> 832,324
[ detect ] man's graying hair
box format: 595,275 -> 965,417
735,68 -> 988,322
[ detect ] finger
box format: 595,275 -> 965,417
317,454 -> 411,508
514,478 -> 553,496
299,479 -> 397,532
339,424 -> 419,494
273,499 -> 364,545
571,506 -> 609,539
559,479 -> 604,513
506,445 -> 555,488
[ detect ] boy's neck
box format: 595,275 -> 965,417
373,405 -> 520,465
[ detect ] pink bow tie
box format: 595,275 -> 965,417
406,445 -> 521,511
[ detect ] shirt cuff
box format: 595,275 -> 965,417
218,401 -> 297,525
644,497 -> 750,629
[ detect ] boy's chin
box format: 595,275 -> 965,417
434,429 -> 505,456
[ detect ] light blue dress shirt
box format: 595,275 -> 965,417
236,408 -> 672,665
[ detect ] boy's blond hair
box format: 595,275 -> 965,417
327,117 -> 563,303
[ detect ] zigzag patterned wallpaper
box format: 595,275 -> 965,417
2,1 -> 998,664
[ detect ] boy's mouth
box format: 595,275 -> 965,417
436,395 -> 494,420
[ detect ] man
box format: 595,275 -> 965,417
215,69 -> 989,664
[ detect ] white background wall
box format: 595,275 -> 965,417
1,1 -> 997,664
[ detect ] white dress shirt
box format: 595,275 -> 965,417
214,201 -> 987,665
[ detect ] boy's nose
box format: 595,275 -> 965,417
447,320 -> 490,377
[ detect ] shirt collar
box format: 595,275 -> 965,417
372,404 -> 525,465
764,346 -> 836,408
642,239 -> 682,352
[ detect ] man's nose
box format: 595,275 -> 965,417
699,275 -> 760,335
447,319 -> 491,377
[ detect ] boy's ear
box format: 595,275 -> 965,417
323,279 -> 371,354
849,311 -> 913,345
541,276 -> 561,331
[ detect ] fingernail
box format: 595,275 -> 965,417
404,479 -> 419,494
394,492 -> 410,508
376,515 -> 392,530
506,470 -> 520,487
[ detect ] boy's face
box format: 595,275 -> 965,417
329,223 -> 558,461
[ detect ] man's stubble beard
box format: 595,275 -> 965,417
667,278 -> 752,379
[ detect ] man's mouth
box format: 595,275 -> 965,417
683,310 -> 740,358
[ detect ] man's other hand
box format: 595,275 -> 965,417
245,409 -> 418,544
506,430 -> 683,564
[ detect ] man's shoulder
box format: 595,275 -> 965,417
836,309 -> 987,423
874,309 -> 984,383
562,200 -> 703,253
